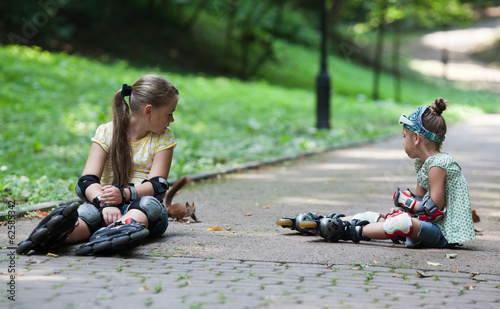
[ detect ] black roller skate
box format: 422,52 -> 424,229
300,214 -> 371,243
75,218 -> 149,255
276,212 -> 325,235
17,202 -> 80,254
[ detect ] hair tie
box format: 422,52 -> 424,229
121,84 -> 132,97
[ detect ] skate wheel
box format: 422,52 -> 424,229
111,235 -> 130,246
47,215 -> 63,230
130,229 -> 149,240
93,241 -> 112,252
75,245 -> 93,256
276,219 -> 294,227
299,221 -> 318,229
62,202 -> 79,216
16,240 -> 33,255
31,227 -> 48,242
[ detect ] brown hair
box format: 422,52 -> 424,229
422,97 -> 447,150
110,74 -> 179,186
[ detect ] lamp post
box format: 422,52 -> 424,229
316,0 -> 331,129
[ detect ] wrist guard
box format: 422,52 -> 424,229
128,183 -> 138,201
393,188 -> 417,213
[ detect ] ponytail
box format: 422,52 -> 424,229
110,90 -> 133,187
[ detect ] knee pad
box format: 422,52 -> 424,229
127,196 -> 163,228
352,211 -> 382,224
78,203 -> 103,234
383,212 -> 413,238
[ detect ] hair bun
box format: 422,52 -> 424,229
431,98 -> 447,115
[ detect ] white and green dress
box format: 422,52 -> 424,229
415,153 -> 475,244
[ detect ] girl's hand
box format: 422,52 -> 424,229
102,206 -> 122,226
389,208 -> 404,215
99,185 -> 122,205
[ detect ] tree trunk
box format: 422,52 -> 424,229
372,2 -> 387,101
392,18 -> 402,102
328,0 -> 345,28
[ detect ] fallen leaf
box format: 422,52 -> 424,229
25,258 -> 44,264
140,285 -> 149,291
471,277 -> 488,282
35,210 -> 49,218
463,285 -> 476,290
416,271 -> 433,278
244,213 -> 253,216
24,210 -> 49,219
47,253 -> 59,258
172,253 -> 183,257
445,254 -> 457,259
263,206 -> 271,209
207,226 -> 225,231
470,272 -> 480,277
427,261 -> 442,266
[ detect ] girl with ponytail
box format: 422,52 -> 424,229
18,74 -> 180,255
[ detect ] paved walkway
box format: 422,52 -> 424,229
1,113 -> 500,308
2,255 -> 500,309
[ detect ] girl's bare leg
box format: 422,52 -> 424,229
66,219 -> 92,243
120,209 -> 149,228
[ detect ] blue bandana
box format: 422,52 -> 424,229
399,106 -> 445,143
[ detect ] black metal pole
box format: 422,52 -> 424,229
316,0 -> 331,129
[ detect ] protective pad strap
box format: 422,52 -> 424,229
383,212 -> 413,238
417,195 -> 445,221
127,196 -> 163,228
142,177 -> 169,200
76,175 -> 100,202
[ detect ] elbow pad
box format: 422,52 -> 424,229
142,176 -> 169,201
417,195 -> 446,221
76,175 -> 100,203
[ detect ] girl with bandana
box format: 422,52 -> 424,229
277,98 -> 475,248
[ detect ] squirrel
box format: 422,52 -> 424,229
164,176 -> 199,223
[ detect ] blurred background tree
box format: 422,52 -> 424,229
1,0 -> 492,81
